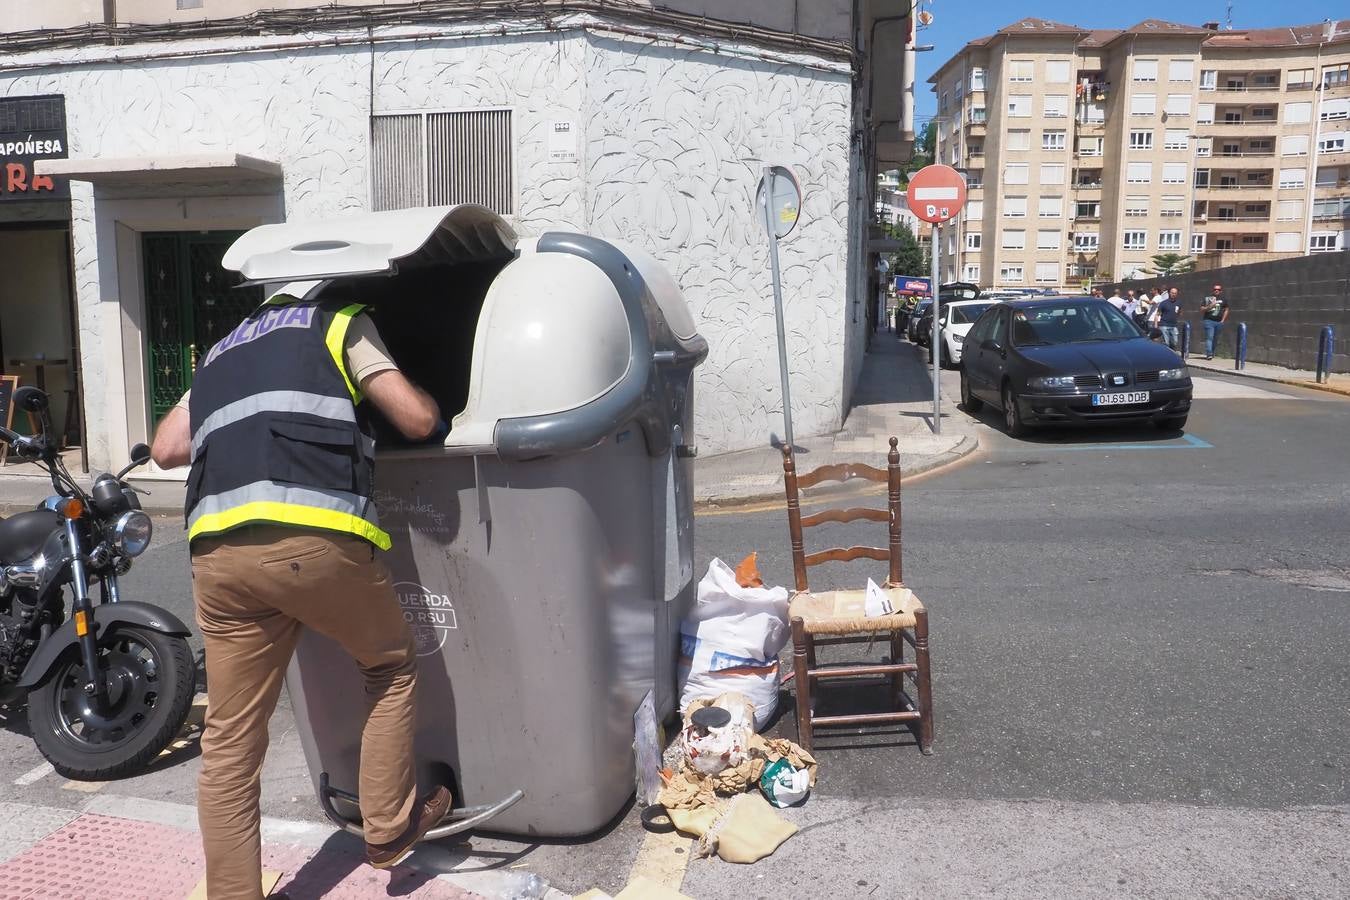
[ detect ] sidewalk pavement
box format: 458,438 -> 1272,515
0,794 -> 572,900
693,332 -> 978,507
1186,355 -> 1350,397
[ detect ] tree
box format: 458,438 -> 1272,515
886,220 -> 928,276
1146,253 -> 1196,276
901,122 -> 937,185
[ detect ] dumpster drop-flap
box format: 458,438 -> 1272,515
222,205 -> 516,284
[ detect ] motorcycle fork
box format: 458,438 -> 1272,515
64,518 -> 109,709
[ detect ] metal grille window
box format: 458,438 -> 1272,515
370,109 -> 514,214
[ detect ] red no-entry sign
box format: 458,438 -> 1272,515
905,165 -> 967,224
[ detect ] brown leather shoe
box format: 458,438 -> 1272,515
366,785 -> 453,869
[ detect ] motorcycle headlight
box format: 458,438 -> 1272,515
112,510 -> 153,557
1158,366 -> 1189,381
1028,375 -> 1079,391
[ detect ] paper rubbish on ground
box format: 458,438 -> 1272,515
864,577 -> 894,617
678,557 -> 790,731
759,757 -> 811,808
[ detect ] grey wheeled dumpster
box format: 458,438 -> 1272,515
221,205 -> 708,838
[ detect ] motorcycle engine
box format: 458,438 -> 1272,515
0,602 -> 38,683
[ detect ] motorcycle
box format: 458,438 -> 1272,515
0,386 -> 195,779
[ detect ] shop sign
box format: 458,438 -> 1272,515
0,95 -> 68,202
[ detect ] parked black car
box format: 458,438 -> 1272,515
905,299 -> 933,343
959,297 -> 1193,436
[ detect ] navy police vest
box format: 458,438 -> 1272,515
184,293 -> 391,550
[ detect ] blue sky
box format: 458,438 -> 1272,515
913,1 -> 1340,119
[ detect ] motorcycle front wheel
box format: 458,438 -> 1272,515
28,625 -> 195,780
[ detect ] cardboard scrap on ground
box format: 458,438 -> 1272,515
659,696 -> 817,811
655,692 -> 817,864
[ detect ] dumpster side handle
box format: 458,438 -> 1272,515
495,232 -> 653,461
318,772 -> 524,841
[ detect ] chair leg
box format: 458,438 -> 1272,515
806,633 -> 818,668
914,609 -> 934,755
890,631 -> 904,708
790,616 -> 813,752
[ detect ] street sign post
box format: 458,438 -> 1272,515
906,164 -> 968,435
756,164 -> 803,450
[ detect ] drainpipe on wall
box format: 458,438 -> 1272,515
103,0 -> 116,25
1303,39 -> 1326,256
902,42 -> 917,145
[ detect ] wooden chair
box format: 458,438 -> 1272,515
781,436 -> 933,754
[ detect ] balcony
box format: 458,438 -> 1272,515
1195,174 -> 1273,192
1194,215 -> 1272,232
1205,147 -> 1277,165
1203,72 -> 1283,98
1201,107 -> 1280,130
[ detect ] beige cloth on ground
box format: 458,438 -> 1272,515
667,793 -> 798,864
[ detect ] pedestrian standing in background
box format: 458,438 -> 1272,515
1137,288 -> 1155,330
1106,288 -> 1126,312
1122,289 -> 1140,323
1155,286 -> 1183,351
1201,282 -> 1229,360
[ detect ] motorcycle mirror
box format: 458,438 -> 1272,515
129,443 -> 152,465
14,386 -> 48,413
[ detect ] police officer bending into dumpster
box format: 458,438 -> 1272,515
152,285 -> 451,899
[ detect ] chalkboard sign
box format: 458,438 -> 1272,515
0,375 -> 19,466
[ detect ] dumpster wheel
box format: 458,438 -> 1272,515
319,771 -> 524,840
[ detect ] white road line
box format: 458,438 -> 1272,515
13,762 -> 55,786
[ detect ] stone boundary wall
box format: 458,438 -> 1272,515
1107,253 -> 1350,373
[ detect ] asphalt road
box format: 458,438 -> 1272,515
2,370 -> 1348,898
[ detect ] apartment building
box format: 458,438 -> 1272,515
929,18 -> 1350,290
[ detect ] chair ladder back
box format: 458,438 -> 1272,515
781,436 -> 904,592
886,435 -> 903,585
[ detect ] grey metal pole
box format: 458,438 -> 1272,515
763,166 -> 794,450
931,221 -> 941,434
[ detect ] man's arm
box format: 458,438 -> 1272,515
1221,305 -> 1230,324
150,405 -> 192,469
362,370 -> 441,440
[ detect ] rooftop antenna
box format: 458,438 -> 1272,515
1226,0 -> 1233,30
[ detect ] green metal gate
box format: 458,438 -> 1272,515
143,232 -> 262,422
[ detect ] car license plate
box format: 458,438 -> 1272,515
1091,391 -> 1149,406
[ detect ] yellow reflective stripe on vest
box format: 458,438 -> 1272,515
188,500 -> 392,551
325,303 -> 367,404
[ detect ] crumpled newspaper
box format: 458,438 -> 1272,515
658,693 -> 817,812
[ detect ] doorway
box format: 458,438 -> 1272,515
141,232 -> 262,422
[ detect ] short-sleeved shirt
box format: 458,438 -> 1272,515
1156,299 -> 1180,326
175,311 -> 396,412
1203,296 -> 1229,321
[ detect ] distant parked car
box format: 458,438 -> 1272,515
906,299 -> 933,343
959,297 -> 1193,436
928,299 -> 993,368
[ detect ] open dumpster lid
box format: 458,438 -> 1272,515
221,204 -> 517,284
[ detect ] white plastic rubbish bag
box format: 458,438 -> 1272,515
678,558 -> 790,731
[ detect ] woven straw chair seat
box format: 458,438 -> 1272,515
789,585 -> 924,635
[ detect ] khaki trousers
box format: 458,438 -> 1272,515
191,526 -> 419,900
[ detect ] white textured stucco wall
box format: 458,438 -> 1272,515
1,23 -> 856,467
